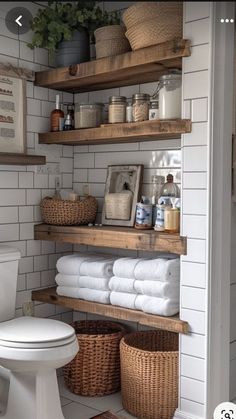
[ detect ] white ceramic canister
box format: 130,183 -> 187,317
135,203 -> 152,229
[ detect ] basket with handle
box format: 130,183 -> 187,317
40,195 -> 97,225
63,320 -> 127,396
120,330 -> 179,419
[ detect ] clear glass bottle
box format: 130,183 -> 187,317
50,94 -> 64,132
108,96 -> 127,123
132,93 -> 150,122
151,175 -> 165,225
160,174 -> 180,198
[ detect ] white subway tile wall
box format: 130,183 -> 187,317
178,2 -> 211,417
0,2 -> 73,323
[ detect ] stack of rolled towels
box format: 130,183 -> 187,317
56,253 -> 116,304
55,253 -> 180,316
109,257 -> 180,316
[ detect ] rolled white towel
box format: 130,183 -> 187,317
135,295 -> 179,316
78,288 -> 110,304
80,258 -> 116,278
56,253 -> 99,275
134,258 -> 180,282
134,280 -> 179,299
110,291 -> 137,309
113,257 -> 146,279
55,273 -> 80,288
57,286 -> 80,298
109,276 -> 136,293
79,276 -> 110,291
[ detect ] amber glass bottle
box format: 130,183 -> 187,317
50,94 -> 64,132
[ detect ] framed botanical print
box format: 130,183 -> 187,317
0,68 -> 27,154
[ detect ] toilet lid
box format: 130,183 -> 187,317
0,317 -> 75,348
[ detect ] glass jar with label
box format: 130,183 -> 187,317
132,93 -> 150,122
164,207 -> 180,233
154,71 -> 182,119
149,100 -> 159,120
108,96 -> 127,123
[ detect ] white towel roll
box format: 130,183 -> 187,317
110,291 -> 137,309
57,286 -> 80,298
109,276 -> 136,293
78,288 -> 110,304
134,280 -> 179,299
80,258 -> 116,278
56,253 -> 96,275
134,258 -> 180,282
55,273 -> 80,288
135,295 -> 179,316
79,276 -> 110,291
113,257 -> 145,279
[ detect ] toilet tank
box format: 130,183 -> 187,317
0,246 -> 21,322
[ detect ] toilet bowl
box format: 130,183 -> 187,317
0,246 -> 79,419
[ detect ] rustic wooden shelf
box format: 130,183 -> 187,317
34,39 -> 190,93
0,153 -> 46,165
32,287 -> 188,334
38,119 -> 191,146
34,224 -> 187,255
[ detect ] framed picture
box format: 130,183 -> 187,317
102,164 -> 143,227
0,67 -> 27,154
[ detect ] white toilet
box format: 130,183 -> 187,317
0,245 -> 79,419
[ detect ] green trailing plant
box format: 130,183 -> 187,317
28,1 -> 120,54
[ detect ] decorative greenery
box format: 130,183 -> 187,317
28,1 -> 120,54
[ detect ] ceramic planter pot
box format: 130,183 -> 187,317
55,28 -> 90,67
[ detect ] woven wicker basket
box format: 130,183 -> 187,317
94,25 -> 126,42
122,2 -> 182,29
63,321 -> 127,396
95,38 -> 131,59
40,195 -> 97,226
120,330 -> 179,419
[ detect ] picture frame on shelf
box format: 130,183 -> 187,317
102,164 -> 143,227
0,65 -> 28,154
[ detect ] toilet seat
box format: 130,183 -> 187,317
0,316 -> 75,349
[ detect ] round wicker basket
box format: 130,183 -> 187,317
125,13 -> 183,50
40,195 -> 97,226
120,330 -> 179,419
122,2 -> 182,29
95,38 -> 131,59
63,320 -> 127,396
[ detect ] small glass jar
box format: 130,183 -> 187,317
149,100 -> 159,120
74,103 -> 103,129
108,96 -> 127,123
132,93 -> 150,122
157,71 -> 182,119
126,102 -> 132,123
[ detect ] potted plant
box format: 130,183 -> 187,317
28,1 -> 121,67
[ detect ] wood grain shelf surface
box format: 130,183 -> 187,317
34,39 -> 191,93
34,224 -> 187,255
0,153 -> 46,165
38,119 -> 191,146
32,287 -> 189,334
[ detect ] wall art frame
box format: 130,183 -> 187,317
102,164 -> 143,227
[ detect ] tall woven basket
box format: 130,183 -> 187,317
63,321 -> 127,396
120,330 -> 179,419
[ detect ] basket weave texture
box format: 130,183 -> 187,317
120,330 -> 179,419
40,195 -> 97,225
63,321 -> 127,396
123,2 -> 183,50
94,25 -> 131,59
